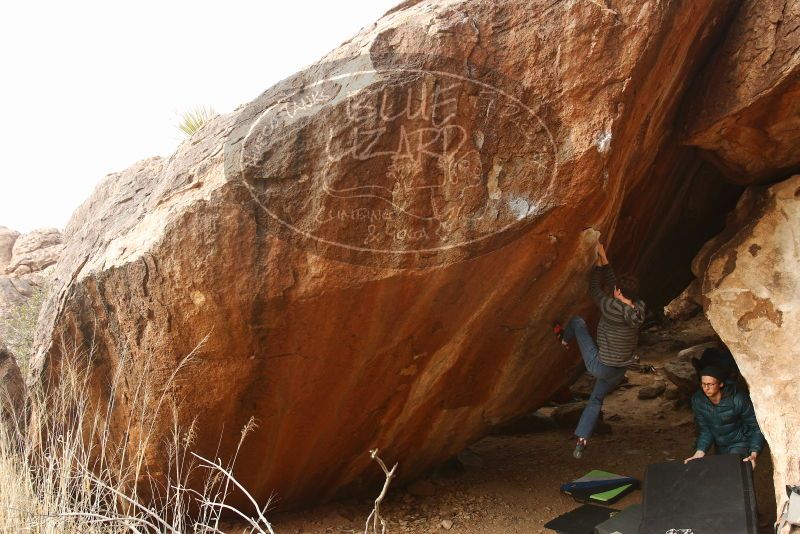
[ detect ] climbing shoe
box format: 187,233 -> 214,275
573,438 -> 587,459
552,322 -> 568,348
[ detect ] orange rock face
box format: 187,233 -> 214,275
33,0 -> 738,509
684,0 -> 800,184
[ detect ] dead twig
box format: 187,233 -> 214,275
364,448 -> 397,534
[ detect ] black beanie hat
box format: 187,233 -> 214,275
700,365 -> 726,382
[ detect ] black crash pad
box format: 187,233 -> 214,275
593,503 -> 641,534
544,504 -> 618,534
639,454 -> 757,534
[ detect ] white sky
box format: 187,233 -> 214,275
0,0 -> 399,234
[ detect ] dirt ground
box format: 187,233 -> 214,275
239,316 -> 777,534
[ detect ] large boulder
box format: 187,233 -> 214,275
663,279 -> 701,320
0,227 -> 20,272
0,228 -> 62,355
31,0 -> 738,509
0,226 -> 64,358
5,228 -> 63,276
700,175 -> 800,515
684,0 -> 800,184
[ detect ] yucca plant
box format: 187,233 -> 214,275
178,107 -> 218,137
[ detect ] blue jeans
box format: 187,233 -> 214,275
564,316 -> 627,439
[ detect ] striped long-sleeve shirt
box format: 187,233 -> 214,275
590,265 -> 646,367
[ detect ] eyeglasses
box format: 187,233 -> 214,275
701,382 -> 720,389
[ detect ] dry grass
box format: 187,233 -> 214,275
0,335 -> 275,533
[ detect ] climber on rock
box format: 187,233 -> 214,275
684,365 -> 764,469
553,241 -> 646,459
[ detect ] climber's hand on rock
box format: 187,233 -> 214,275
596,243 -> 609,266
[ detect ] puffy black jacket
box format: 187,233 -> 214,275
690,385 -> 765,454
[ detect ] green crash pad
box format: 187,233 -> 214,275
560,470 -> 639,505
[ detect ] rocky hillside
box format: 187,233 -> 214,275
0,227 -> 63,363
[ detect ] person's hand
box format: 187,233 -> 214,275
613,287 -> 634,307
684,450 -> 705,464
743,452 -> 758,469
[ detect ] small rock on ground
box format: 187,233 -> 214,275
638,381 -> 667,399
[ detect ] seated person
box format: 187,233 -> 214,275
684,365 -> 765,468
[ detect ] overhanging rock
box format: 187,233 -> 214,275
32,0 -> 738,509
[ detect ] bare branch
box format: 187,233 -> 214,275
365,448 -> 398,534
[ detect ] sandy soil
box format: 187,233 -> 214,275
238,316 -> 776,534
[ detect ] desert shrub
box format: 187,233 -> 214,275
2,284 -> 45,375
